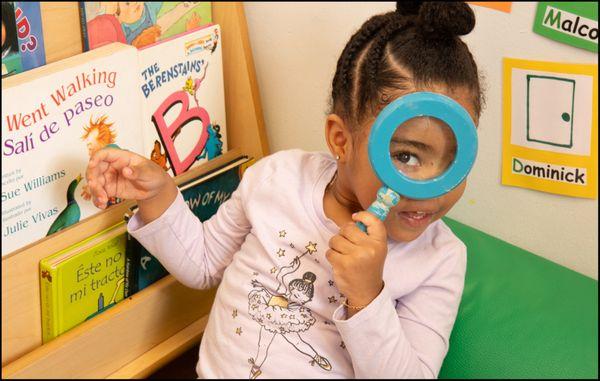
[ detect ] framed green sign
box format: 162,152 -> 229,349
533,2 -> 598,53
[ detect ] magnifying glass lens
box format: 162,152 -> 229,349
388,116 -> 457,181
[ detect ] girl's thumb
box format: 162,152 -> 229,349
122,165 -> 142,181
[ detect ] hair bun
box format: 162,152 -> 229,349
395,1 -> 422,16
302,272 -> 317,284
417,2 -> 475,38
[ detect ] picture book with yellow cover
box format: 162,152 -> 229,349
39,222 -> 127,343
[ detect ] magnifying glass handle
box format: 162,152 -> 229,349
356,186 -> 401,233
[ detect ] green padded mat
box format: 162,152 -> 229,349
439,218 -> 598,379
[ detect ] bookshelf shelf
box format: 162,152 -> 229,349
1,2 -> 269,378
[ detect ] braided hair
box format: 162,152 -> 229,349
330,1 -> 484,133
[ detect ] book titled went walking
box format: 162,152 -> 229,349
2,43 -> 144,257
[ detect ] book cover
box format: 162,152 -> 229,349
80,2 -> 212,50
125,156 -> 250,296
40,222 -> 127,343
1,43 -> 144,257
138,24 -> 226,177
14,1 -> 46,71
2,2 -> 23,78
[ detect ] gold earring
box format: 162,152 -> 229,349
335,155 -> 340,160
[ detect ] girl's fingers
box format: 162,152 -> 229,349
86,163 -> 109,209
325,248 -> 344,266
328,234 -> 356,255
351,211 -> 387,241
339,221 -> 368,245
105,168 -> 117,199
122,162 -> 152,182
91,146 -> 130,165
91,182 -> 108,209
122,166 -> 134,179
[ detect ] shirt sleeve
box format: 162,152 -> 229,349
331,245 -> 467,379
127,173 -> 252,290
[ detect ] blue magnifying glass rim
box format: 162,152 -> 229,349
368,92 -> 478,200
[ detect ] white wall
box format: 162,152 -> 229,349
244,2 -> 598,279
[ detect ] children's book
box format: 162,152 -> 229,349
2,2 -> 23,78
2,24 -> 225,257
1,43 -> 144,257
14,2 -> 46,71
124,155 -> 251,296
138,24 -> 226,177
40,222 -> 127,343
79,2 -> 212,50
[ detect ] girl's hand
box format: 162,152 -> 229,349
81,184 -> 92,201
86,148 -> 176,220
132,25 -> 161,48
326,212 -> 387,312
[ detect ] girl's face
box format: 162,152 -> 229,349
346,87 -> 477,242
84,129 -> 103,156
117,2 -> 144,24
289,285 -> 311,304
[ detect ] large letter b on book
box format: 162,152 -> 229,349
152,91 -> 210,176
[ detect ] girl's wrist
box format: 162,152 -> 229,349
343,281 -> 385,312
137,180 -> 178,225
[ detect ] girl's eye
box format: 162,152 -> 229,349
393,151 -> 421,167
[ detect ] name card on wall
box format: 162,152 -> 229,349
502,57 -> 597,199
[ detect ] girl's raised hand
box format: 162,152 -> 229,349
86,147 -> 171,210
326,211 -> 388,313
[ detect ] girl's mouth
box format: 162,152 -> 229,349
397,211 -> 434,228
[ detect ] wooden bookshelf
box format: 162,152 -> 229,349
1,2 -> 269,378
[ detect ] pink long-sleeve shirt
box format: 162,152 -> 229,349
127,149 -> 467,379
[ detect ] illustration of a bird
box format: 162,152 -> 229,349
183,77 -> 195,96
46,174 -> 82,236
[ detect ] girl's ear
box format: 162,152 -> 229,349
324,114 -> 353,163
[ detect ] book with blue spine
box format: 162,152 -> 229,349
14,1 -> 46,71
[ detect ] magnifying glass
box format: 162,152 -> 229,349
356,92 -> 478,233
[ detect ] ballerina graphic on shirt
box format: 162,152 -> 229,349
247,252 -> 332,379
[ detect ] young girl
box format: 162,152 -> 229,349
86,2 -> 483,378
